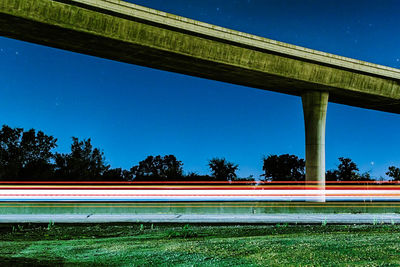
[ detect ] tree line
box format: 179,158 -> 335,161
1,125 -> 399,181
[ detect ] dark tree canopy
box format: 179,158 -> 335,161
102,168 -> 133,181
386,166 -> 400,181
326,157 -> 373,181
184,172 -> 213,181
0,125 -> 384,182
131,155 -> 183,181
54,137 -> 109,180
0,125 -> 57,180
208,158 -> 239,181
337,157 -> 359,180
262,154 -> 305,181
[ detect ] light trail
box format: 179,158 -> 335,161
0,181 -> 399,202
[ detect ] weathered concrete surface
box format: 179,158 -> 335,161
302,91 -> 329,199
1,0 -> 400,113
2,213 -> 400,224
2,201 -> 399,215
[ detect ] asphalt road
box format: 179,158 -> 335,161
2,213 -> 400,224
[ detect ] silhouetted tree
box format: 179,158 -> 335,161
336,157 -> 359,180
0,125 -> 57,180
325,169 -> 339,181
386,166 -> 400,181
326,157 -> 373,181
102,168 -> 132,181
54,137 -> 109,180
131,155 -> 183,181
262,154 -> 305,181
233,175 -> 256,185
184,172 -> 212,181
208,158 -> 238,181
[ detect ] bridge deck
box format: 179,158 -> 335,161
1,0 -> 399,113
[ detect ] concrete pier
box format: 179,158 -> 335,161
302,91 -> 329,201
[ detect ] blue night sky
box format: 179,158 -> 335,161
0,0 -> 399,179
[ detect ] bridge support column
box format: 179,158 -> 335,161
302,91 -> 329,202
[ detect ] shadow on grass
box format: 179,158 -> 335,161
1,223 -> 400,242
0,256 -> 64,267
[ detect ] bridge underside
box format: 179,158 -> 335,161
1,0 -> 399,113
1,0 -> 400,197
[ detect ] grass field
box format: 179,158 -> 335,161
1,223 -> 400,266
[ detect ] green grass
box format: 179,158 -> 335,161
1,223 -> 400,266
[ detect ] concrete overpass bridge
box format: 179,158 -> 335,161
1,0 -> 400,197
